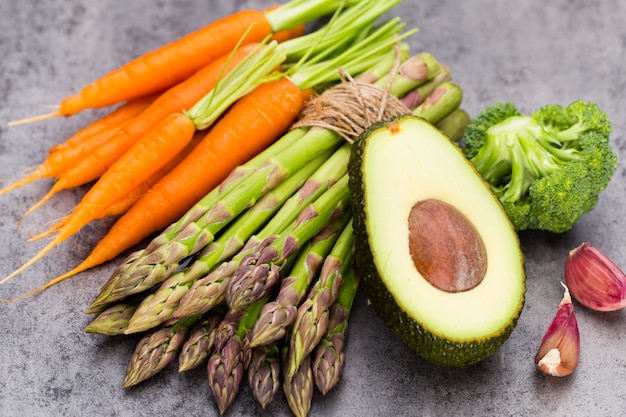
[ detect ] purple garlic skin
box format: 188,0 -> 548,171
565,242 -> 626,312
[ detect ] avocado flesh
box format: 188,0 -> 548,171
349,116 -> 526,367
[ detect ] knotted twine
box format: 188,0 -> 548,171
293,67 -> 412,143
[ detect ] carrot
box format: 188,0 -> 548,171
0,96 -> 154,196
27,130 -> 204,242
37,78 -> 306,286
270,24 -> 306,44
18,43 -> 260,219
10,0 -> 342,123
0,112 -> 197,287
47,95 -> 157,153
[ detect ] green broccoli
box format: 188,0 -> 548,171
463,100 -> 617,233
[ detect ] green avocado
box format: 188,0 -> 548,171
348,115 -> 526,367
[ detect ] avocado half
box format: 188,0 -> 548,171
348,115 -> 526,367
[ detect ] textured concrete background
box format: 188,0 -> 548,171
1,0 -> 625,416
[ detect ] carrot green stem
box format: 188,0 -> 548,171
264,0 -> 360,32
278,0 -> 403,62
289,17 -> 417,91
185,39 -> 286,130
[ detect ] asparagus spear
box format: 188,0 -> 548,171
435,107 -> 471,142
83,303 -> 137,335
121,153 -> 330,334
413,80 -> 464,125
173,143 -> 350,319
225,175 -> 352,313
248,343 -> 281,409
206,299 -> 265,414
373,51 -> 441,98
283,348 -> 314,417
248,213 -> 350,347
400,64 -> 452,110
178,308 -> 225,372
284,220 -> 354,378
122,315 -> 200,388
87,127 -> 343,313
312,266 -> 359,395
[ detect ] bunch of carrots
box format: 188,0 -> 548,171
0,0 -> 407,299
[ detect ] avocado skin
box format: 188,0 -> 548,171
348,115 -> 526,368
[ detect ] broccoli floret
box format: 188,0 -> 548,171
463,100 -> 617,233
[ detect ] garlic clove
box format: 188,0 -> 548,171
565,242 -> 626,312
535,283 -> 580,377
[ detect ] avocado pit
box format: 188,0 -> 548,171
408,199 -> 487,292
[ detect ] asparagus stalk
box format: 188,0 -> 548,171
312,266 -> 359,395
83,303 -> 137,335
178,308 -> 225,372
122,315 -> 200,388
354,42 -> 410,84
413,81 -> 464,125
87,128 -> 343,313
400,64 -> 452,109
248,213 -> 350,347
373,51 -> 441,98
225,175 -> 352,313
283,348 -> 314,417
284,220 -> 354,378
173,142 -> 350,319
206,299 -> 265,414
436,108 -> 471,142
248,343 -> 281,409
121,153 -> 330,334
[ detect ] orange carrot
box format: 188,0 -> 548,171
270,24 -> 306,44
62,11 -> 271,117
40,78 -> 305,285
0,97 -> 154,196
13,0 -> 334,122
18,43 -> 259,218
27,130 -> 204,242
47,95 -> 156,153
0,112 -> 197,287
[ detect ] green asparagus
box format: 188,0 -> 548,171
178,308 -> 225,372
284,220 -> 354,378
121,154 -> 329,334
225,175 -> 352,313
413,80 -> 463,125
206,299 -> 265,414
312,267 -> 359,395
400,64 -> 452,110
83,303 -> 137,336
122,315 -> 200,388
248,344 -> 281,409
172,142 -> 350,319
283,348 -> 314,417
249,213 -> 350,347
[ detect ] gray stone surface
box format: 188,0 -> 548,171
1,0 -> 625,416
